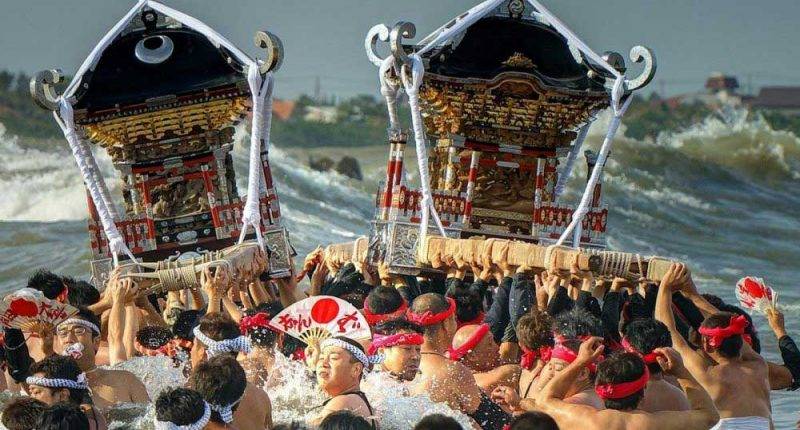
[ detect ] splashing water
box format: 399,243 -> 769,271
1,108 -> 799,427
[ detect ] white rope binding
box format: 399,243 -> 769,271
553,121 -> 592,201
400,55 -> 447,243
193,326 -> 252,357
365,0 -> 641,251
55,0 -> 275,265
154,401 -> 211,430
237,65 -> 274,251
26,373 -> 89,390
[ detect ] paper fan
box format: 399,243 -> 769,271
270,296 -> 371,346
0,288 -> 79,332
735,277 -> 776,314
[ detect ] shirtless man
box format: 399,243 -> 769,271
409,293 -> 510,430
155,387 -> 219,430
655,263 -> 772,429
191,312 -> 272,430
526,308 -> 605,409
190,355 -> 251,430
370,319 -> 424,382
536,337 -> 719,430
311,336 -> 378,426
362,285 -> 408,327
450,323 -> 519,394
53,309 -> 149,412
621,319 -> 689,412
25,354 -> 107,430
514,310 -> 554,400
239,303 -> 284,388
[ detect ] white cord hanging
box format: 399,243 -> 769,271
553,121 -> 592,201
55,99 -> 136,265
557,96 -> 633,246
53,0 -> 274,264
400,54 -> 447,241
237,64 -> 274,251
379,56 -> 401,132
365,0 -> 644,250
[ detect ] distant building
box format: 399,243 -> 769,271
668,72 -> 743,108
304,105 -> 339,123
705,74 -> 739,94
748,87 -> 800,115
272,99 -> 296,121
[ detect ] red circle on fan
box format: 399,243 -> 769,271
9,299 -> 39,317
310,298 -> 340,324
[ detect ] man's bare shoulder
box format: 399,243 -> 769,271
93,367 -> 139,382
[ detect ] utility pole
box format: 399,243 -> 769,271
313,76 -> 321,103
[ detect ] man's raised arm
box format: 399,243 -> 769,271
654,263 -> 709,374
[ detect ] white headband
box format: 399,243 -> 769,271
154,401 -> 211,430
58,318 -> 100,335
26,372 -> 89,390
320,338 -> 383,369
193,326 -> 252,357
209,397 -> 243,424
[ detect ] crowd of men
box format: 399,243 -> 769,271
0,240 -> 798,429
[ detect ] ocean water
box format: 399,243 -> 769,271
0,110 -> 798,427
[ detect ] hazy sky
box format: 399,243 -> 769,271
1,0 -> 798,99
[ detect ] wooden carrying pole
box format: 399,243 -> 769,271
417,236 -> 681,282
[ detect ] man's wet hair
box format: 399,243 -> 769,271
374,318 -> 423,336
447,284 -> 483,324
717,304 -> 760,353
411,293 -> 451,337
155,387 -> 207,426
189,355 -> 247,424
172,309 -> 202,341
596,352 -> 647,411
243,302 -> 283,348
365,286 -> 404,314
136,325 -> 173,350
65,280 -> 100,307
318,410 -> 372,430
701,311 -> 744,358
509,411 -> 559,430
413,413 -> 464,430
517,310 -> 555,350
2,397 -> 47,430
28,355 -> 87,405
623,318 -> 671,374
36,402 -> 89,430
27,269 -> 66,300
553,308 -> 604,339
197,312 -> 240,345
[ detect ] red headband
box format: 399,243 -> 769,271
367,332 -> 424,355
698,315 -> 749,348
620,338 -> 660,364
520,345 -> 552,370
551,344 -> 598,373
448,324 -> 490,361
406,297 -> 457,326
595,366 -> 650,399
457,312 -> 485,329
362,299 -> 409,326
239,312 -> 278,335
